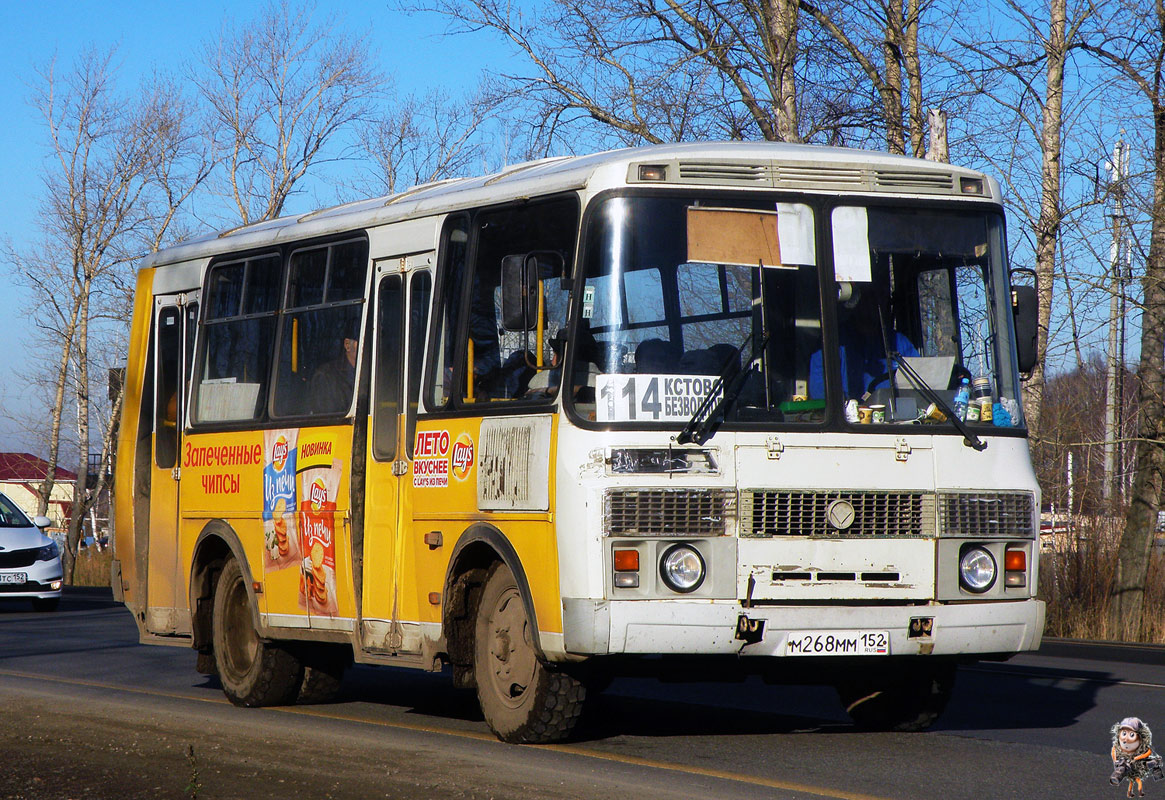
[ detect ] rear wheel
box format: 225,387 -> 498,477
297,645 -> 349,704
836,660 -> 956,732
473,562 -> 586,743
212,558 -> 302,707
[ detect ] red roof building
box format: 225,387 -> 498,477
0,452 -> 76,528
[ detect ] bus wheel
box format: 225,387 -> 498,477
473,562 -> 586,743
212,558 -> 303,707
297,645 -> 349,704
836,660 -> 956,732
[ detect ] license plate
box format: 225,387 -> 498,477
0,573 -> 27,585
784,630 -> 890,656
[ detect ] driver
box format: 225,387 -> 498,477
809,283 -> 917,400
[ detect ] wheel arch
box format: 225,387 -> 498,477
442,523 -> 545,666
189,519 -> 260,652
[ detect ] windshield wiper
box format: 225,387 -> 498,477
676,331 -> 770,446
891,352 -> 987,451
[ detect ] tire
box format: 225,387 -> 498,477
212,558 -> 303,707
297,645 -> 349,704
31,597 -> 59,612
473,562 -> 586,743
836,660 -> 956,732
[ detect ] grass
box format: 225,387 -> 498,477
69,547 -> 113,587
1040,514 -> 1165,643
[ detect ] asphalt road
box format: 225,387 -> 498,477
0,589 -> 1160,799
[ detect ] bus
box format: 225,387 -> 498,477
113,141 -> 1044,743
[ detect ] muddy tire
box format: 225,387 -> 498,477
297,645 -> 348,704
473,562 -> 586,743
212,558 -> 303,707
836,660 -> 956,732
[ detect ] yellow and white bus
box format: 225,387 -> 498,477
113,142 -> 1044,742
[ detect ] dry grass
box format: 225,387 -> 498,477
1040,514 -> 1165,643
70,547 -> 113,588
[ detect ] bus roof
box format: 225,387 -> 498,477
140,141 -> 999,269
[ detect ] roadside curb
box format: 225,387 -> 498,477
1040,636 -> 1165,664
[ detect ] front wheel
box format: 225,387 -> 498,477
836,660 -> 956,732
473,562 -> 586,743
212,558 -> 303,707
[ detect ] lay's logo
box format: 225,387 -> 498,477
309,477 -> 329,510
272,436 -> 289,472
451,434 -> 474,481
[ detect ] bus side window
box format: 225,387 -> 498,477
273,239 -> 369,418
460,197 -> 577,404
193,254 -> 280,423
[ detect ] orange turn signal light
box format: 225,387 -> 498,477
613,549 -> 640,572
1004,549 -> 1026,571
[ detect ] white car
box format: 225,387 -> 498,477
0,493 -> 61,611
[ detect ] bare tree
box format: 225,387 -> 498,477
342,90 -> 495,198
1077,0 -> 1165,638
7,50 -> 208,581
194,0 -> 385,224
411,0 -> 811,150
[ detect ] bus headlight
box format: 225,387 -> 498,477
959,546 -> 996,593
659,544 -> 705,593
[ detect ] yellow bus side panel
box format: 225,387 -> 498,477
408,417 -> 562,634
178,426 -> 357,626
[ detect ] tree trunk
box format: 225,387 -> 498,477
904,0 -> 925,158
767,0 -> 802,143
1023,0 -> 1067,440
882,1 -> 906,155
64,279 -> 93,585
1110,106 -> 1165,639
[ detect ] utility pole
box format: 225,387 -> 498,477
1103,135 -> 1129,506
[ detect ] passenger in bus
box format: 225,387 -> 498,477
310,330 -> 358,414
635,338 -> 681,374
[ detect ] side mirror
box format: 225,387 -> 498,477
500,251 -> 565,332
32,515 -> 52,529
1011,270 -> 1038,375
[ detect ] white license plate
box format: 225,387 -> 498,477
784,630 -> 890,656
0,573 -> 27,585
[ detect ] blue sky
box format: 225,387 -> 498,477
0,0 -> 510,452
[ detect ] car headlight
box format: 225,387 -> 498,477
959,546 -> 996,593
35,542 -> 59,562
659,544 -> 705,593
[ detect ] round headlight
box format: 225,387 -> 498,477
659,544 -> 705,593
959,546 -> 996,593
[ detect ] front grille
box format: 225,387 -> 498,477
604,489 -> 735,537
0,549 -> 38,569
740,490 -> 935,538
939,492 -> 1035,537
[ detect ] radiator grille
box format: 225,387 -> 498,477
740,490 -> 935,538
0,548 -> 38,569
939,492 -> 1035,538
604,489 -> 735,537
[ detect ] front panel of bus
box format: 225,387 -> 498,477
550,188 -> 1043,661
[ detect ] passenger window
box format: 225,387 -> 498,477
194,254 -> 280,423
273,239 -> 369,417
372,275 -> 403,460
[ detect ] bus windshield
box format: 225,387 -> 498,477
566,194 -> 1024,432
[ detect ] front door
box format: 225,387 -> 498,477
146,293 -> 198,634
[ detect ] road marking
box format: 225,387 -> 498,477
0,667 -> 890,800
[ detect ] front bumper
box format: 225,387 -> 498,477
562,597 -> 1045,657
0,560 -> 64,600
